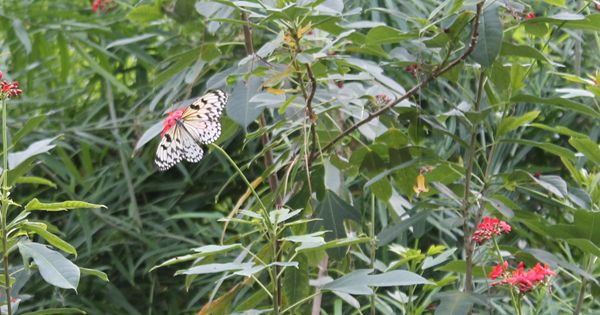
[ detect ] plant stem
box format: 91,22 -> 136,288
369,195 -> 376,315
573,253 -> 590,315
1,98 -> 12,315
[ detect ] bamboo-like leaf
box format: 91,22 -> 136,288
25,199 -> 106,211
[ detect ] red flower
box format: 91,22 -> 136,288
489,262 -> 508,280
526,13 -> 535,20
534,172 -> 542,178
326,52 -> 337,56
92,0 -> 114,13
443,28 -> 450,33
161,107 -> 185,137
337,82 -> 344,88
472,217 -> 511,244
492,261 -> 556,295
0,79 -> 23,100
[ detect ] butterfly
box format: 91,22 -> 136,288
154,90 -> 228,171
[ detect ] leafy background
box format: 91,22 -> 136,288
0,0 -> 599,314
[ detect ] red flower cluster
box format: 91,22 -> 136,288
375,94 -> 391,105
490,261 -> 556,295
405,63 -> 423,79
92,0 -> 114,13
161,108 -> 185,137
0,71 -> 23,100
525,13 -> 536,20
472,217 -> 511,243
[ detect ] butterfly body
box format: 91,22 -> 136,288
154,90 -> 228,171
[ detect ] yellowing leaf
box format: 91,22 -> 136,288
265,87 -> 289,95
298,22 -> 312,38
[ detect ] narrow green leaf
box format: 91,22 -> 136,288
20,308 -> 86,315
12,19 -> 32,54
80,267 -> 109,282
12,115 -> 48,145
365,26 -> 419,45
24,223 -> 77,256
72,41 -> 134,95
499,139 -> 576,160
15,176 -> 57,188
431,292 -> 488,315
25,199 -> 106,211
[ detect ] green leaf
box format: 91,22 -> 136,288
377,210 -> 432,246
80,267 -> 109,282
470,3 -> 502,69
18,242 -> 80,290
321,269 -> 432,295
481,196 -> 514,218
430,292 -> 488,315
12,115 -> 48,145
283,253 -> 309,309
72,42 -> 134,96
543,0 -> 566,7
569,138 -> 600,165
497,111 -> 540,136
360,151 -> 392,202
106,34 -> 158,49
489,62 -> 510,90
365,26 -> 419,45
127,1 -> 163,22
20,308 -> 86,315
435,260 -> 493,279
8,137 -> 58,170
511,94 -> 600,119
25,199 -> 106,211
499,139 -> 576,161
530,124 -> 588,139
12,19 -> 32,54
227,76 -> 263,128
15,176 -> 57,188
308,191 -> 362,260
534,175 -> 568,198
151,244 -> 243,271
24,222 -> 78,256
57,32 -> 70,85
500,42 -> 555,64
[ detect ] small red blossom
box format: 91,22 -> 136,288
337,82 -> 344,88
0,76 -> 23,100
526,13 -> 536,20
307,31 -> 314,35
492,261 -> 556,295
427,304 -> 436,309
443,28 -> 450,33
597,4 -> 600,11
594,79 -> 598,86
93,0 -> 114,13
161,108 -> 185,137
472,217 -> 511,244
326,52 -> 338,56
534,172 -> 542,178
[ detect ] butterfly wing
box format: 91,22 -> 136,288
181,90 -> 227,144
154,124 -> 184,172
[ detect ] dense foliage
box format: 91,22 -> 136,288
1,0 -> 600,314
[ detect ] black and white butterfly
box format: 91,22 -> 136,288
154,90 -> 228,171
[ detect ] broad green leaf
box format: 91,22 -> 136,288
12,115 -> 48,145
499,139 -> 575,161
430,292 -> 488,315
227,76 -> 263,128
308,191 -> 362,260
127,1 -> 163,22
569,138 -> 600,165
8,137 -> 58,170
16,176 -> 57,188
80,267 -> 109,282
510,63 -> 527,93
521,13 -> 600,31
422,248 -> 456,270
18,242 -> 80,290
470,3 -> 502,69
72,42 -> 134,95
133,122 -> 162,154
321,269 -> 432,295
25,199 -> 106,211
497,111 -> 540,136
20,308 -> 86,315
24,223 -> 77,256
534,175 -> 568,198
482,196 -> 514,218
377,210 -> 432,246
489,62 -> 510,90
360,151 -> 392,202
500,42 -> 553,63
543,0 -> 566,7
365,26 -> 419,45
283,253 -> 309,309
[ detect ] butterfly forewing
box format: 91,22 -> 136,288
181,89 -> 227,122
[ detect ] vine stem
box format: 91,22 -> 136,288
1,97 -> 12,315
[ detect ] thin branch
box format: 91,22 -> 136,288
305,64 -> 318,164
310,2 -> 484,164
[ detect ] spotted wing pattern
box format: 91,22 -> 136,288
180,89 -> 227,144
154,90 -> 227,172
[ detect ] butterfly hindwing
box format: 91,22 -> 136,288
154,125 -> 184,172
182,120 -> 222,145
